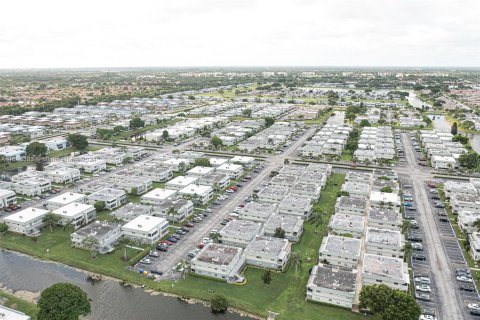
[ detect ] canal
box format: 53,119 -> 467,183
0,251 -> 252,320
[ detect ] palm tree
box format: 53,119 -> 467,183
166,207 -> 176,226
82,236 -> 100,259
401,220 -> 411,234
309,211 -> 324,233
115,237 -> 135,261
63,220 -> 75,233
290,252 -> 302,273
42,213 -> 61,232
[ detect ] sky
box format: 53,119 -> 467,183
1,0 -> 480,68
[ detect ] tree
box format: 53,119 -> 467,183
211,136 -> 223,149
274,227 -> 286,239
284,158 -> 290,165
113,125 -> 126,134
194,157 -> 211,167
162,130 -> 169,141
67,134 -> 89,151
0,222 -> 8,234
82,236 -> 100,259
94,201 -> 106,212
115,236 -> 135,261
459,152 -> 479,169
129,117 -> 145,129
359,119 -> 370,127
290,252 -> 302,272
473,219 -> 480,232
309,211 -> 323,233
37,283 -> 91,320
211,294 -> 228,313
261,269 -> 272,287
242,109 -> 252,117
42,213 -> 61,232
63,221 -> 75,233
380,186 -> 393,193
209,231 -> 222,243
265,117 -> 275,127
359,284 -> 420,320
451,122 -> 458,135
96,128 -> 113,140
26,141 -> 48,171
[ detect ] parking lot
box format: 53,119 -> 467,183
423,183 -> 480,319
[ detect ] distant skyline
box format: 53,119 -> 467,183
2,0 -> 480,69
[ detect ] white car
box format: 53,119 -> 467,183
468,303 -> 480,311
419,315 -> 437,320
415,285 -> 431,292
457,275 -> 473,283
414,277 -> 431,285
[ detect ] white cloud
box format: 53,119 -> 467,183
1,0 -> 479,68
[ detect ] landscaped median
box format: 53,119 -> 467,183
0,173 -> 364,320
0,291 -> 38,319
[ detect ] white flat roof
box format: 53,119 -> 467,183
0,188 -> 15,197
141,188 -> 177,200
217,163 -> 243,171
122,215 -> 167,232
5,207 -> 49,223
179,184 -> 213,195
166,176 -> 198,186
187,166 -> 215,175
53,202 -> 94,218
47,192 -> 85,205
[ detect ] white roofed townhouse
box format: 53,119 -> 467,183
190,243 -> 245,282
52,202 -> 96,228
367,207 -> 402,230
72,153 -> 107,173
369,191 -> 401,208
278,196 -> 313,219
140,188 -> 177,205
112,203 -> 154,222
186,166 -> 215,177
208,157 -> 229,167
444,181 -> 478,199
197,172 -> 230,191
219,219 -> 262,248
46,192 -> 86,210
306,264 -> 357,309
0,189 -> 16,208
431,155 -> 457,170
450,194 -> 480,214
165,176 -> 199,190
341,181 -> 370,199
458,211 -> 480,233
162,158 -> 191,171
362,253 -> 409,291
244,236 -> 291,271
469,232 -> 480,261
238,201 -> 276,223
263,214 -> 304,242
257,186 -> 289,203
178,184 -> 213,205
152,198 -> 194,223
13,177 -> 51,196
365,227 -> 404,259
229,156 -> 255,167
121,215 -> 169,245
4,207 -> 49,236
216,163 -> 244,179
328,213 -> 365,239
335,196 -> 368,216
71,221 -> 122,254
319,235 -> 361,269
87,188 -> 126,210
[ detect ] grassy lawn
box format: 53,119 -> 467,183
340,151 -> 353,161
171,173 -> 362,320
0,291 -> 38,320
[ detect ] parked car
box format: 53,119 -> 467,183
412,254 -> 427,261
185,223 -> 194,228
456,275 -> 473,283
156,245 -> 168,252
140,258 -> 152,265
167,237 -> 178,243
415,284 -> 431,292
460,284 -> 476,292
160,240 -> 173,245
434,202 -> 445,208
148,251 -> 160,258
150,269 -> 163,275
411,243 -> 423,251
415,292 -> 431,302
414,276 -> 431,284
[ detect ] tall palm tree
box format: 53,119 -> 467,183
290,252 -> 303,273
63,220 -> 75,233
166,207 -> 176,226
42,213 -> 61,232
115,237 -> 135,261
473,219 -> 480,232
309,211 -> 324,233
401,220 -> 411,234
82,236 -> 100,259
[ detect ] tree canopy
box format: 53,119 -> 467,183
194,157 -> 211,167
26,141 -> 48,157
129,117 -> 145,129
265,117 -> 275,127
211,136 -> 223,149
451,122 -> 458,135
37,283 -> 91,320
211,294 -> 228,313
359,284 -> 420,320
67,134 -> 89,151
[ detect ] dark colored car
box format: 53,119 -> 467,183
412,254 -> 427,261
150,269 -> 163,275
460,284 -> 476,292
156,245 -> 168,252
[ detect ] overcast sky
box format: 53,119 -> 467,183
1,0 -> 479,68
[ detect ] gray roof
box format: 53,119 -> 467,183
195,243 -> 241,266
220,220 -> 261,237
368,207 -> 401,223
309,264 -> 357,292
321,235 -> 361,256
245,236 -> 289,256
72,221 -> 120,238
